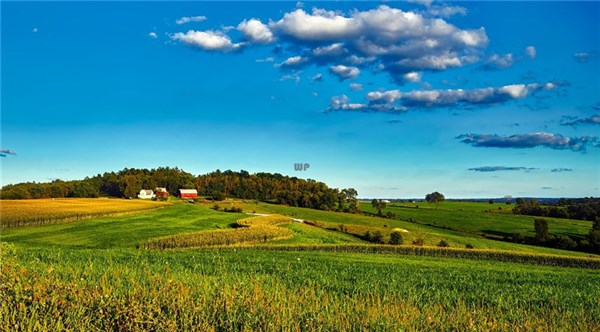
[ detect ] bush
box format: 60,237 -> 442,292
389,231 -> 404,245
212,204 -> 220,211
437,240 -> 449,247
412,238 -> 424,246
534,218 -> 550,243
511,232 -> 526,244
550,235 -> 577,250
372,231 -> 384,244
385,212 -> 396,219
465,244 -> 474,249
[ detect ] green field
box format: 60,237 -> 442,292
1,200 -> 599,330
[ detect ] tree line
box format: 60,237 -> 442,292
0,167 -> 359,212
512,197 -> 599,222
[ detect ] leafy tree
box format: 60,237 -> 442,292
488,199 -> 494,204
437,239 -> 449,247
389,231 -> 403,245
425,192 -> 445,208
534,218 -> 550,243
371,199 -> 387,216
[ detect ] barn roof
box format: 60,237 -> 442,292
179,189 -> 198,194
155,187 -> 167,192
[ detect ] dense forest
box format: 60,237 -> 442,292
0,168 -> 359,212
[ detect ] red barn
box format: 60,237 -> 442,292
155,187 -> 168,198
178,189 -> 198,199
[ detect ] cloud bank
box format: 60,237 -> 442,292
468,166 -> 538,172
457,132 -> 599,152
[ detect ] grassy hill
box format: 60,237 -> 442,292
1,198 -> 599,330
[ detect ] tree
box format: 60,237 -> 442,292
389,231 -> 403,245
371,199 -> 387,216
534,218 -> 549,243
425,192 -> 445,208
488,199 -> 494,204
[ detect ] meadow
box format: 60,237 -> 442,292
1,199 -> 599,331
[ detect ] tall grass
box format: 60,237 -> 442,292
2,243 -> 598,331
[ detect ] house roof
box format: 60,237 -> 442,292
155,187 -> 167,192
179,189 -> 198,194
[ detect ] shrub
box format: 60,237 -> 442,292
550,235 -> 577,250
212,204 -> 220,211
465,244 -> 474,249
389,231 -> 404,245
372,231 -> 384,244
534,218 -> 550,243
437,240 -> 449,247
511,232 -> 526,243
412,238 -> 424,246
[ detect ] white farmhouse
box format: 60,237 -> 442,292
138,189 -> 155,199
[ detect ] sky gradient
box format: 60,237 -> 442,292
1,1 -> 599,198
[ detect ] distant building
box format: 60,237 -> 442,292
179,189 -> 198,199
138,189 -> 155,199
382,199 -> 391,203
155,187 -> 168,198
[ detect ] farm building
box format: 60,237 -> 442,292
178,189 -> 198,199
138,189 -> 155,199
155,187 -> 168,198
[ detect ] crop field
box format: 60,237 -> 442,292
1,199 -> 599,331
0,198 -> 169,228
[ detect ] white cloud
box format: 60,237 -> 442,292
269,8 -> 359,41
349,83 -> 363,91
171,30 -> 244,52
176,16 -> 207,25
427,5 -> 467,18
481,53 -> 515,70
524,46 -> 536,59
311,73 -> 323,82
255,57 -> 274,63
366,82 -> 557,108
279,73 -> 301,83
32,27 -> 38,33
329,95 -> 368,110
313,43 -> 345,56
148,32 -> 158,39
278,56 -> 309,68
237,19 -> 275,44
330,65 -> 360,80
403,71 -> 421,82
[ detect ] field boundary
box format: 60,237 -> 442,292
174,243 -> 600,269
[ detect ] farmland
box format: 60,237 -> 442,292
0,198 -> 169,228
1,199 -> 599,330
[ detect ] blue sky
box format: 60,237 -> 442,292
1,1 -> 599,198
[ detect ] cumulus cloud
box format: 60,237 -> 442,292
329,95 -> 368,111
171,30 -> 244,52
349,83 -> 363,91
365,82 -> 557,109
524,46 -> 536,59
176,16 -> 207,25
468,166 -> 538,172
237,19 -> 275,44
457,132 -> 599,152
573,52 -> 598,63
403,71 -> 421,82
480,53 -> 515,70
278,55 -> 309,68
561,114 -> 600,126
170,5 -> 490,82
148,32 -> 158,39
330,65 -> 360,80
551,168 -> 573,173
